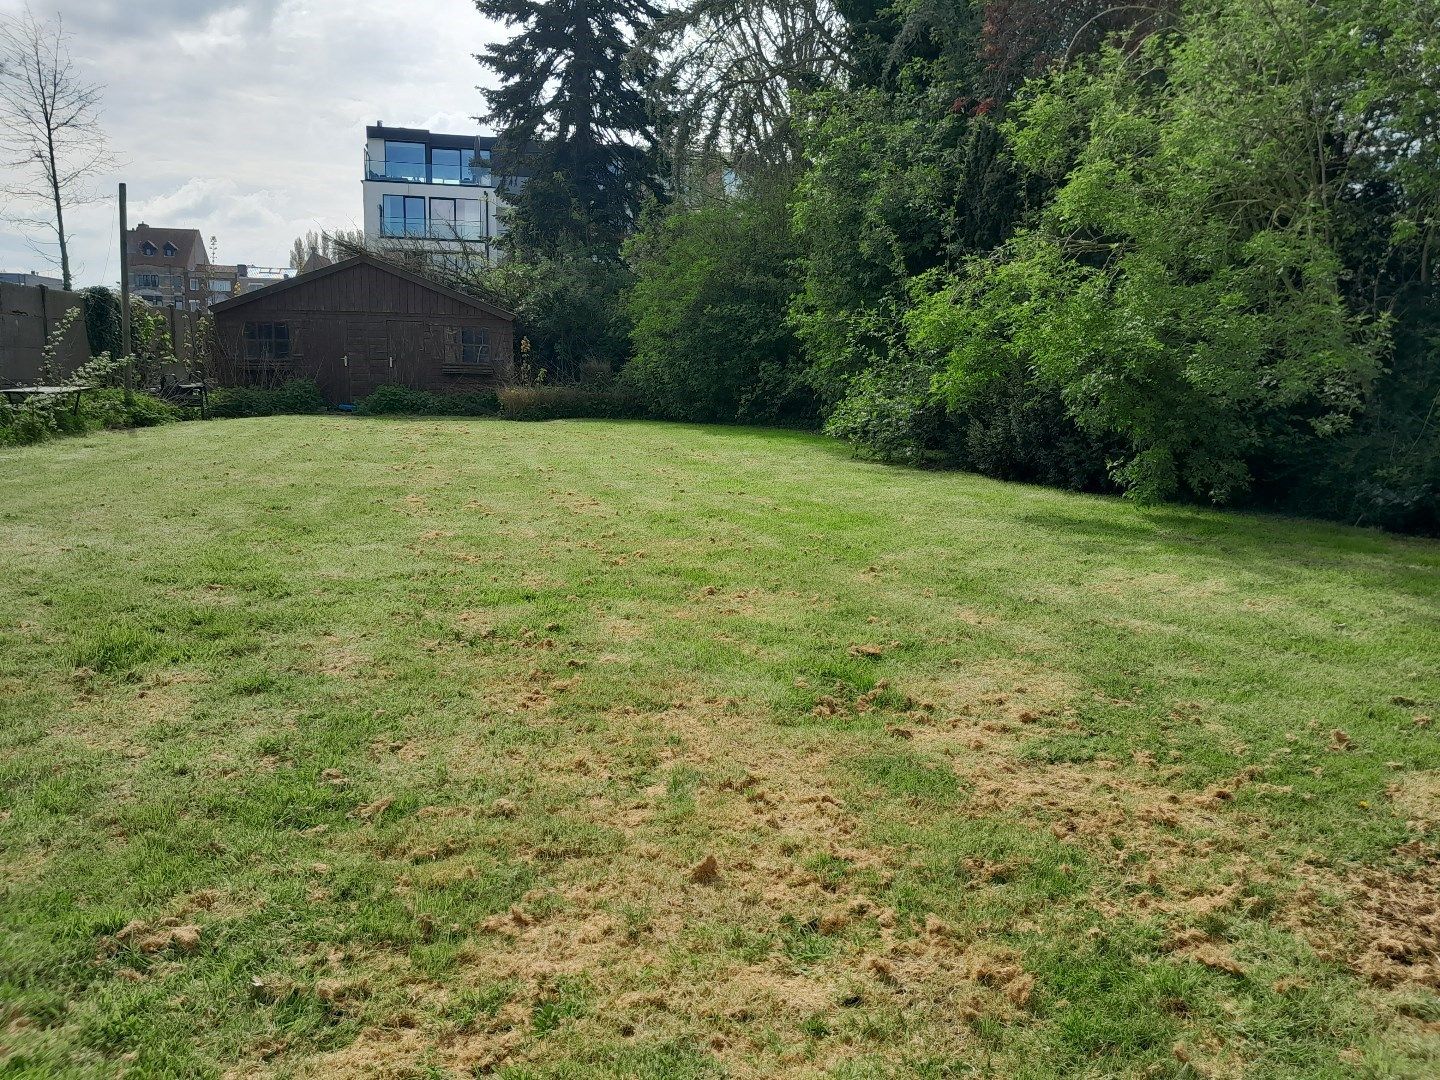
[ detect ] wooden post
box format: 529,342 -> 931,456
119,183 -> 133,402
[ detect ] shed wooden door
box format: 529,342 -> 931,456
345,319 -> 393,401
388,321 -> 425,381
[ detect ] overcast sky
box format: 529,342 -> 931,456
0,0 -> 503,286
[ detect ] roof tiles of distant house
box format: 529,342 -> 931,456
127,225 -> 206,268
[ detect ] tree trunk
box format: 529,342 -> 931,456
46,128 -> 71,290
54,193 -> 70,291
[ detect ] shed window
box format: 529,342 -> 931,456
243,321 -> 290,361
461,327 -> 490,365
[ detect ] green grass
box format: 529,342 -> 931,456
1,415 -> 1438,1078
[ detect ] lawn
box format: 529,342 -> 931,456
2,415 -> 1438,1079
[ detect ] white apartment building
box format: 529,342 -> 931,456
362,124 -> 510,264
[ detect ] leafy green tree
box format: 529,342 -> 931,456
458,254 -> 634,380
910,0 -> 1434,505
623,185 -> 814,424
476,0 -> 663,256
791,82 -> 1030,405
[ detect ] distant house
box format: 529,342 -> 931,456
209,252 -> 514,404
126,223 -> 293,312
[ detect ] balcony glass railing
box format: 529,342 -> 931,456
379,218 -> 488,242
365,159 -> 492,186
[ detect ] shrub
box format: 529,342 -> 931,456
210,379 -> 326,419
622,189 -> 816,426
81,287 -> 123,359
83,389 -> 182,430
386,386 -> 496,416
444,391 -> 502,416
824,358 -> 957,467
498,252 -> 633,380
269,379 -> 326,415
355,385 -> 499,417
0,399 -> 57,447
957,368 -> 1115,492
0,390 -> 179,448
208,386 -> 273,419
497,385 -> 638,422
355,385 -> 437,416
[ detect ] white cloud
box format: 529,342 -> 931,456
0,0 -> 504,285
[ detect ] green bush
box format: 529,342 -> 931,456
0,399 -> 56,447
269,379 -> 327,414
497,385 -> 638,421
355,385 -> 437,416
210,379 -> 326,419
622,190 -> 816,427
208,387 -> 272,419
824,358 -> 956,467
355,385 -> 499,417
957,368 -> 1115,493
0,390 -> 179,448
81,287 -> 123,358
83,389 -> 182,430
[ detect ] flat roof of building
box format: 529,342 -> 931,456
366,124 -> 499,151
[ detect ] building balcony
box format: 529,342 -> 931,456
365,158 -> 491,186
379,218 -> 488,242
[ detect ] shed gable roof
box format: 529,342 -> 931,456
208,252 -> 514,321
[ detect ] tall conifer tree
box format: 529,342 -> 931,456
476,0 -> 662,256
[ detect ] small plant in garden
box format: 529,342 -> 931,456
209,379 -> 326,419
36,306 -> 83,383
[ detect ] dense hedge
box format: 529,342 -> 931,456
496,385 -> 639,421
355,385 -> 499,417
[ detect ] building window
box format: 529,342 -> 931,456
430,197 -> 456,237
190,277 -> 202,291
243,322 -> 290,361
467,149 -> 492,186
457,199 -> 484,241
384,140 -> 426,181
135,273 -> 159,289
209,279 -> 232,293
431,147 -> 462,184
382,194 -> 427,237
140,241 -> 156,256
461,327 -> 490,365
163,242 -> 178,257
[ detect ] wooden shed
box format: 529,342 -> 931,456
209,253 -> 514,404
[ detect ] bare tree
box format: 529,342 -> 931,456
288,228 -> 367,269
643,0 -> 850,187
0,8 -> 113,289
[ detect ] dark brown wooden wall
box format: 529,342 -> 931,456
212,260 -> 514,404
